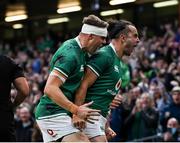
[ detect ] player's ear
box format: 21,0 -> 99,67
88,34 -> 94,40
120,34 -> 126,43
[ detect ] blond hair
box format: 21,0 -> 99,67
141,92 -> 155,108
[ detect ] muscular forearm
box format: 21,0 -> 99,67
44,85 -> 78,114
74,83 -> 88,106
14,92 -> 27,107
13,77 -> 29,107
74,67 -> 98,106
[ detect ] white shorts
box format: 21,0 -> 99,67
83,114 -> 107,138
36,113 -> 79,142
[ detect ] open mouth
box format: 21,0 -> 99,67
133,44 -> 137,48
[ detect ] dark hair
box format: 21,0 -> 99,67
82,14 -> 108,28
108,19 -> 134,39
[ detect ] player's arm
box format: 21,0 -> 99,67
75,50 -> 109,106
75,67 -> 98,106
73,67 -> 98,129
44,69 -> 74,111
13,77 -> 29,107
9,57 -> 29,107
105,113 -> 116,140
45,69 -> 100,120
105,121 -> 116,140
73,52 -> 109,128
110,94 -> 123,109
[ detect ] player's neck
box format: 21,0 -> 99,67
78,34 -> 88,50
111,40 -> 123,58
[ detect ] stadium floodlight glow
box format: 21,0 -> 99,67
13,24 -> 23,29
109,0 -> 136,5
6,10 -> 26,16
5,3 -> 28,22
58,0 -> 80,8
100,9 -> 124,16
153,0 -> 178,8
57,0 -> 81,14
5,14 -> 28,22
47,17 -> 69,24
57,5 -> 81,14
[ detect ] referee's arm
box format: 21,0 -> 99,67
13,77 -> 29,107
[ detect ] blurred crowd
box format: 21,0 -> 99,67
0,22 -> 180,142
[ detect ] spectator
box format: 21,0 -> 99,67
160,86 -> 180,132
163,117 -> 180,141
109,87 -> 142,142
15,106 -> 34,142
125,93 -> 159,141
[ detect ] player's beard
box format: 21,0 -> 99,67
123,39 -> 134,56
92,45 -> 101,53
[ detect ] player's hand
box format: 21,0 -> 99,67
110,94 -> 123,109
72,114 -> 86,130
77,101 -> 100,123
105,127 -> 116,140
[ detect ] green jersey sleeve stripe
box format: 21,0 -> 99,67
87,65 -> 100,77
54,67 -> 68,78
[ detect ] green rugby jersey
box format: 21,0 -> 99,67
85,43 -> 130,117
35,37 -> 85,119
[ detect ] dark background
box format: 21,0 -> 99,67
0,0 -> 179,40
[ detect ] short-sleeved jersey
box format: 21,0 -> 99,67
35,38 -> 86,119
0,55 -> 24,111
85,44 -> 130,117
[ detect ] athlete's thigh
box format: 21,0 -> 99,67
36,114 -> 79,142
62,131 -> 90,142
83,114 -> 107,139
90,135 -> 107,142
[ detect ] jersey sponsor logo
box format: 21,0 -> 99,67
115,78 -> 122,91
107,78 -> 122,96
80,65 -> 84,72
107,89 -> 116,96
114,65 -> 119,73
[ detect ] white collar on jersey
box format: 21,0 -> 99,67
75,36 -> 83,49
109,43 -> 118,56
